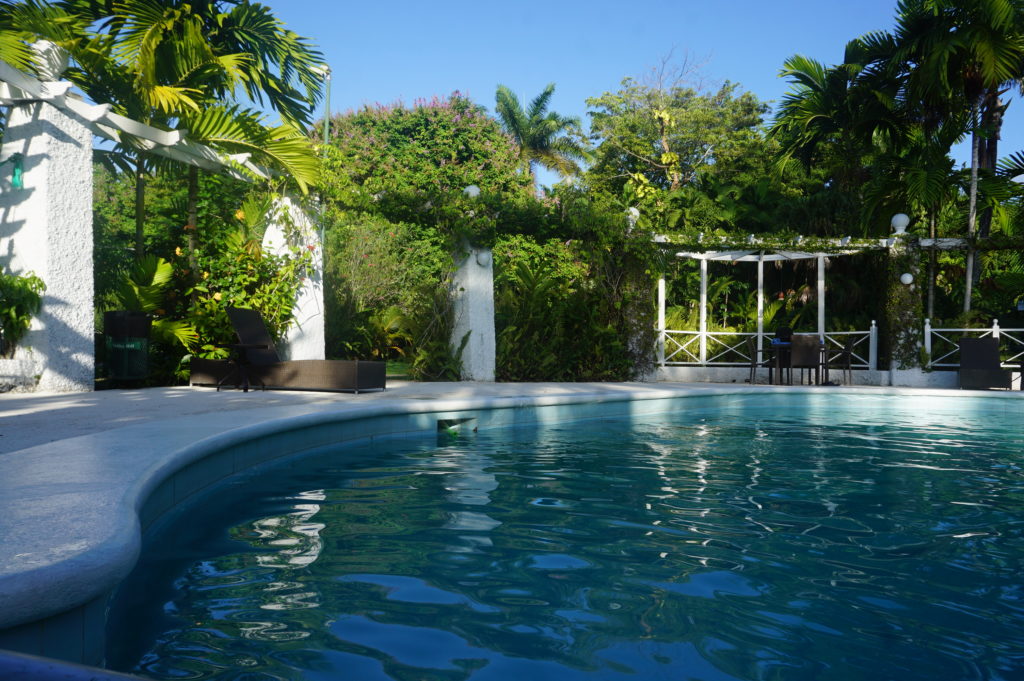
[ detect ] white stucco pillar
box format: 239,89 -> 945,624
261,197 -> 325,360
657,275 -> 665,365
817,255 -> 826,339
699,258 -> 708,365
0,101 -> 94,391
756,254 -> 764,351
451,246 -> 495,381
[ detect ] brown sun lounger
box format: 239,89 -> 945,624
190,307 -> 386,393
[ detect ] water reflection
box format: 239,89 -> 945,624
111,399 -> 1024,680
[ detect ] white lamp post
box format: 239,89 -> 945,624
314,64 -> 331,146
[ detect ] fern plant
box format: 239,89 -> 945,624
0,271 -> 45,358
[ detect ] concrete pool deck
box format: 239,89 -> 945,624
0,381 -> 712,454
1,380 -> 1022,668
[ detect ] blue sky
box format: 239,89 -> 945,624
271,0 -> 1023,185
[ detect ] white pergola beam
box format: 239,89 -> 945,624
0,62 -> 273,181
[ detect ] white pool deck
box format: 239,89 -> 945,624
0,380 -> 1021,666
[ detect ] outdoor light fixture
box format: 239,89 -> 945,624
900,272 -> 914,285
0,153 -> 23,190
891,213 -> 910,235
463,184 -> 480,198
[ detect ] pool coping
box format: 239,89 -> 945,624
1,382 -> 1021,664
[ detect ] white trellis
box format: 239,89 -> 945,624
660,240 -> 889,369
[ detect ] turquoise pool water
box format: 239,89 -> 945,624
108,395 -> 1024,680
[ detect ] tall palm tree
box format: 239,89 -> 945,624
494,83 -> 588,184
891,0 -> 1024,311
770,37 -> 909,234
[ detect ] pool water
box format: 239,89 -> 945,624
108,395 -> 1024,680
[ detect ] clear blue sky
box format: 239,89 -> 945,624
271,0 -> 1022,184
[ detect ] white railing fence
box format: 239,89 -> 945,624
661,323 -> 878,369
924,319 -> 1024,369
661,320 -> 1024,370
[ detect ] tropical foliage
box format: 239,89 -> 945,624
0,269 -> 44,358
7,0 -> 1024,384
110,254 -> 197,349
770,0 -> 1024,316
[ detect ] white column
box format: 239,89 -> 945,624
756,254 -> 764,351
817,255 -> 826,339
451,246 -> 495,381
657,276 -> 666,365
261,197 -> 325,360
0,101 -> 94,391
869,320 -> 878,370
924,318 -> 932,366
699,258 -> 708,364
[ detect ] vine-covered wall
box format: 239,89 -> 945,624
883,239 -> 924,370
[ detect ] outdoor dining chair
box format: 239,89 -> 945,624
745,336 -> 773,385
789,335 -> 823,385
828,337 -> 854,385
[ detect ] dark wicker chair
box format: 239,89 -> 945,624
789,335 -> 822,385
828,337 -> 854,385
958,337 -> 1012,390
190,307 -> 386,394
745,337 -> 773,384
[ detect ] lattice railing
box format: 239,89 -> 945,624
660,324 -> 877,369
924,320 -> 1024,369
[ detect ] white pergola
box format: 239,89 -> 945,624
658,237 -> 892,364
0,57 -> 267,181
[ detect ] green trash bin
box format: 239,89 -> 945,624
104,311 -> 152,381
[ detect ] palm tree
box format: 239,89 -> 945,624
771,34 -> 908,185
891,0 -> 1024,311
494,83 -> 588,184
78,0 -> 323,257
10,0 -> 323,257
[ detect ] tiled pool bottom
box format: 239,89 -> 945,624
0,386 -> 1021,675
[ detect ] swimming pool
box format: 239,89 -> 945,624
107,393 -> 1024,680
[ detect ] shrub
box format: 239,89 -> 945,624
0,271 -> 44,358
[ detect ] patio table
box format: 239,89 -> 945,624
769,336 -> 828,385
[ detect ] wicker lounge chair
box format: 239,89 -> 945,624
958,337 -> 1012,390
190,307 -> 386,393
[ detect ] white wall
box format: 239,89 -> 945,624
261,197 -> 325,360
